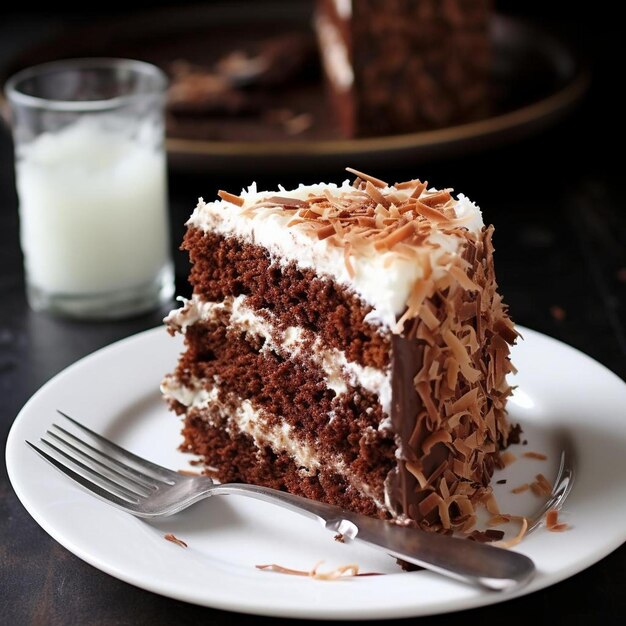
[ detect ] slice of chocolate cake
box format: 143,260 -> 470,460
315,0 -> 491,137
162,167 -> 517,532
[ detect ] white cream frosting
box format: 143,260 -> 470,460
162,379 -> 320,469
187,181 -> 484,329
165,294 -> 393,415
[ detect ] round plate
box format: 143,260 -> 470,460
6,326 -> 626,619
0,4 -> 589,172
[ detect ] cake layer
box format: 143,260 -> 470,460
187,179 -> 483,329
165,380 -> 391,512
181,410 -> 382,518
163,311 -> 396,507
166,294 -> 392,414
184,228 -> 391,369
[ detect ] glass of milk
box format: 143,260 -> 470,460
4,58 -> 174,319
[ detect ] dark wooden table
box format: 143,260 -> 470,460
1,7 -> 625,626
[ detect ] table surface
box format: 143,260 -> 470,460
1,7 -> 625,626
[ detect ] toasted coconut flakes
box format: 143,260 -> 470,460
409,181 -> 427,199
394,279 -> 433,333
419,492 -> 443,517
461,515 -> 478,533
394,178 -> 420,190
420,190 -> 452,207
365,181 -> 390,207
256,561 -> 369,580
535,473 -> 553,495
438,494 -> 475,530
374,222 -> 416,251
316,224 -> 336,240
443,330 -> 480,383
452,458 -> 473,479
331,218 -> 346,238
299,210 -> 321,220
422,430 -> 452,455
345,167 -> 388,188
177,469 -> 203,477
446,358 -> 460,391
416,381 -> 441,425
449,265 -> 479,292
256,564 -> 309,577
406,461 -> 428,488
500,451 -> 517,467
487,514 -> 511,527
493,516 -> 528,549
415,201 -> 448,223
311,563 -> 360,580
217,189 -> 244,206
494,318 -> 518,344
483,492 -> 501,515
397,201 -> 417,215
164,533 -> 188,548
546,509 -> 559,528
438,500 -> 452,530
523,451 -> 548,460
439,476 -> 450,499
460,325 -> 479,354
420,303 -> 440,331
265,195 -> 309,208
511,483 -> 530,494
452,436 -> 472,459
357,216 -> 378,228
426,461 -> 448,487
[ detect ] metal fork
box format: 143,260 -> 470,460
26,410 -> 536,592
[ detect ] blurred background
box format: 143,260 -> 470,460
1,0 -> 622,376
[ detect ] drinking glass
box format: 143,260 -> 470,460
4,58 -> 175,319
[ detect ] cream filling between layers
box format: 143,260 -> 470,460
165,294 -> 393,416
161,376 -> 387,512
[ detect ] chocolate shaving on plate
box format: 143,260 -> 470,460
256,561 -> 382,579
522,451 -> 548,460
546,508 -> 569,532
164,533 -> 188,548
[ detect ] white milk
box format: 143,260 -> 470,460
16,117 -> 170,296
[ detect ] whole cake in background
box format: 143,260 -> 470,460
314,0 -> 492,137
162,167 -> 518,532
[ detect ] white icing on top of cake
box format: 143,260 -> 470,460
187,180 -> 484,329
165,294 -> 393,415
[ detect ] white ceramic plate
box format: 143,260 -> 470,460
6,326 -> 626,619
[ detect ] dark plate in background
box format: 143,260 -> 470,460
0,3 -> 588,173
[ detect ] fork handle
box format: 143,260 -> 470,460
210,483 -> 535,591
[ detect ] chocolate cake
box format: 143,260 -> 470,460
314,0 -> 491,137
162,167 -> 517,532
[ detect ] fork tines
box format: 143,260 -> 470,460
26,410 -> 180,512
